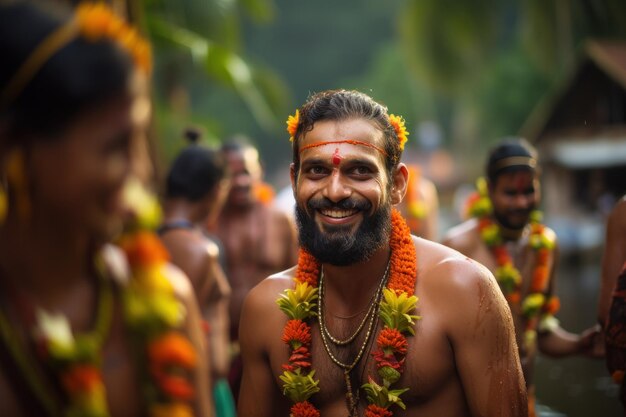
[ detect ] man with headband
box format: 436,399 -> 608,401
238,90 -> 526,416
444,137 -> 599,416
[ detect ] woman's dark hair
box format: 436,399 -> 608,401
0,1 -> 134,142
165,128 -> 229,201
291,89 -> 403,179
486,137 -> 539,183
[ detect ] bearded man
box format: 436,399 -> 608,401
237,90 -> 527,417
443,138 -> 600,417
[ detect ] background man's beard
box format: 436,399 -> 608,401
493,208 -> 532,231
295,198 -> 391,266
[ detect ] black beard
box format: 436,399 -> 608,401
295,197 -> 391,266
493,208 -> 532,231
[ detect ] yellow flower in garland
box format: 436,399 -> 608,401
495,264 -> 522,293
378,289 -> 420,336
277,281 -> 319,320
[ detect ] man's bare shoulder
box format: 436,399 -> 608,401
415,236 -> 505,321
417,236 -> 493,289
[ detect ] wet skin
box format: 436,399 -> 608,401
238,118 -> 527,417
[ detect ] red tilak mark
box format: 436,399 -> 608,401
332,148 -> 342,165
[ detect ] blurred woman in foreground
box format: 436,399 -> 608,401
0,1 -> 211,415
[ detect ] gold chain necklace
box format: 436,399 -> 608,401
319,260 -> 390,346
317,259 -> 390,416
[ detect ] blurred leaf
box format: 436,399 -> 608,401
147,16 -> 277,132
239,0 -> 275,23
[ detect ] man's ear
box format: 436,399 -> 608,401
391,163 -> 408,205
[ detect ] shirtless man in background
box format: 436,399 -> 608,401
443,138 -> 598,416
208,139 -> 298,400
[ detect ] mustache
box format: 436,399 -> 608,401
507,208 -> 531,216
307,197 -> 372,211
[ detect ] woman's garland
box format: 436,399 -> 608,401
0,180 -> 198,417
276,209 -> 420,417
466,177 -> 561,347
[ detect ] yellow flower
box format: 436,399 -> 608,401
408,201 -> 427,219
277,281 -> 318,320
522,293 -> 545,318
481,224 -> 501,246
121,177 -> 163,231
389,114 -> 409,150
132,264 -> 174,294
279,369 -> 320,402
286,110 -> 300,142
379,288 -> 420,335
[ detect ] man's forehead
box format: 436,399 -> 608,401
299,118 -> 386,158
495,170 -> 537,186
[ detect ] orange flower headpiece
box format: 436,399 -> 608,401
389,114 -> 409,150
286,109 -> 299,142
0,2 -> 151,110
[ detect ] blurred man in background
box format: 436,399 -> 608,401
159,129 -> 234,416
207,139 -> 298,401
443,137 -> 599,417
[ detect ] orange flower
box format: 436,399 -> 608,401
387,209 -> 417,294
283,346 -> 312,371
61,364 -> 103,394
530,266 -> 549,292
149,331 -> 197,368
286,110 -> 300,142
149,331 -> 197,400
507,291 -> 521,304
119,231 -> 170,268
75,3 -> 152,74
612,370 -> 625,384
537,248 -> 550,265
377,327 -> 408,355
543,296 -> 560,315
388,114 -> 409,150
365,404 -> 393,417
253,182 -> 275,205
282,319 -> 311,348
478,218 -> 492,230
290,400 -> 320,417
493,246 -> 511,266
295,249 -> 320,287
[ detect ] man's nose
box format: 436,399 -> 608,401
322,172 -> 351,202
513,193 -> 532,207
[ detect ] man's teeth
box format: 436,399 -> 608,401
320,209 -> 357,218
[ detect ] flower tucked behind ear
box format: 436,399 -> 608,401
389,114 -> 409,150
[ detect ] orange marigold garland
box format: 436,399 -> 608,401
277,209 -> 419,416
467,177 -> 560,348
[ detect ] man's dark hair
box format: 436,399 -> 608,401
0,1 -> 134,143
165,128 -> 228,201
486,137 -> 539,183
291,89 -> 404,179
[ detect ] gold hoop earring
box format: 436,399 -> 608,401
6,149 -> 31,223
